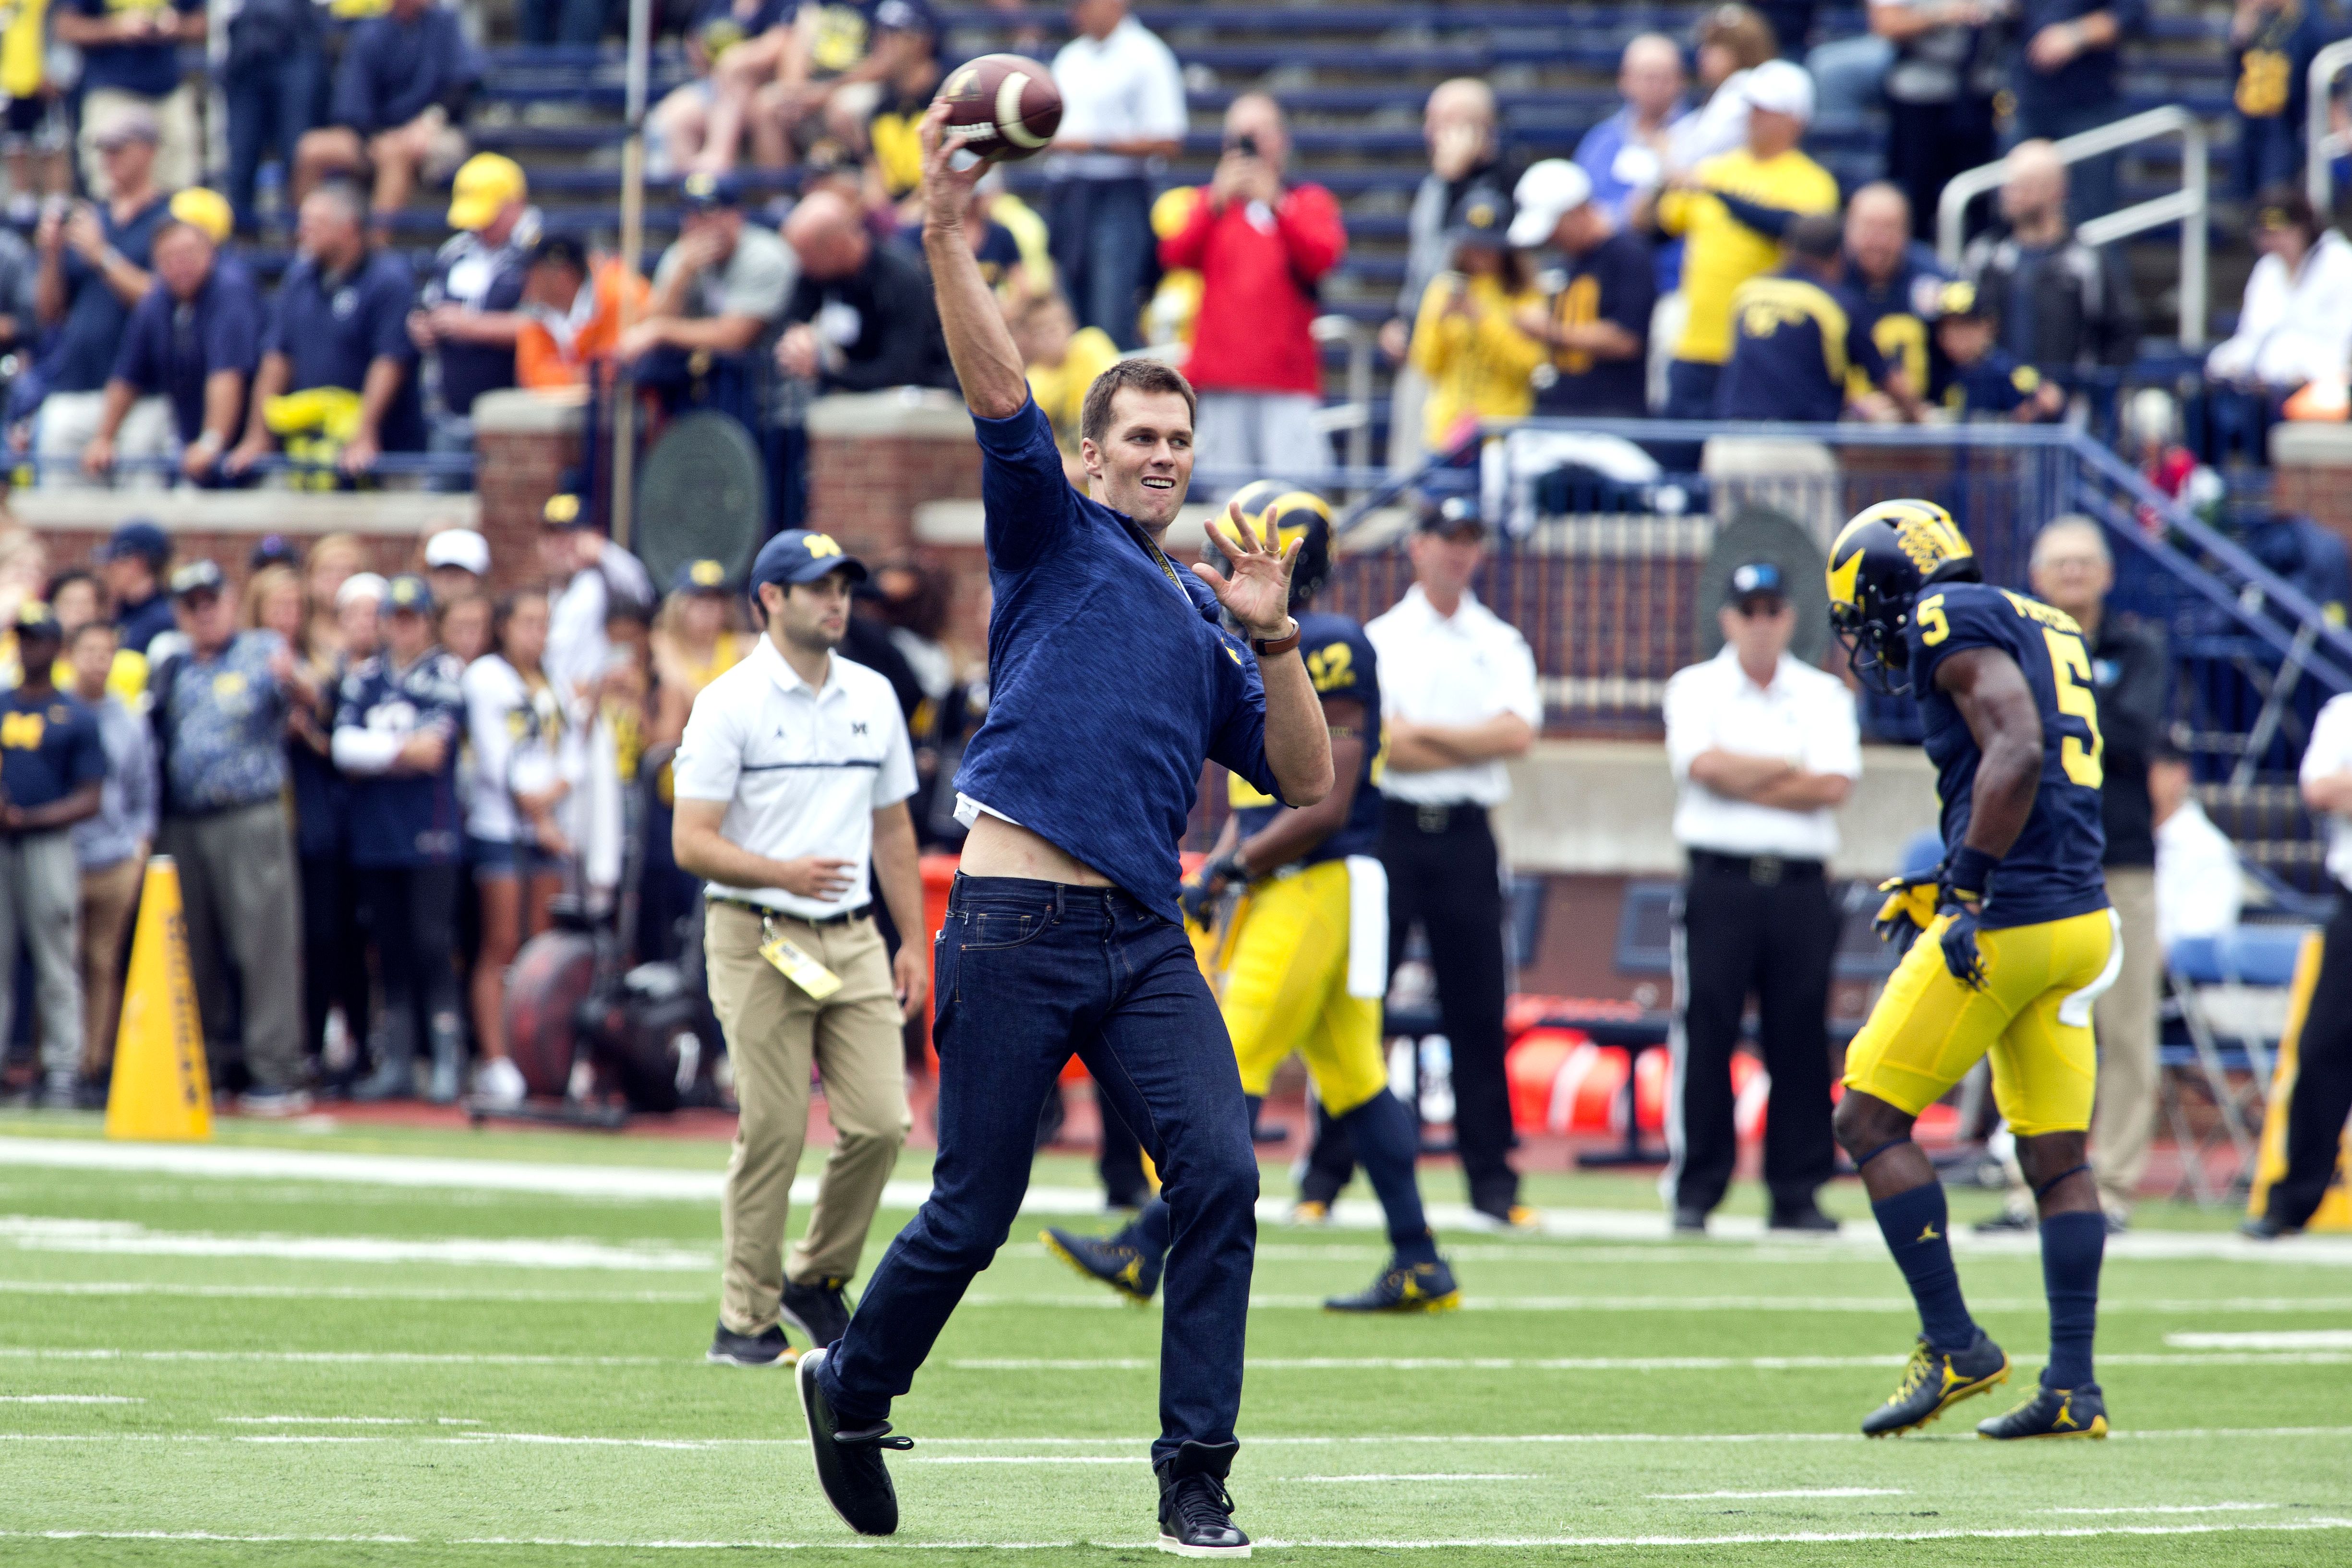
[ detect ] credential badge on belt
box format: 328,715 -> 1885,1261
759,913 -> 844,1000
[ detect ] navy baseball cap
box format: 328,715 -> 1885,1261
679,171 -> 741,213
1725,560 -> 1787,607
14,600 -> 59,642
251,533 -> 301,571
1415,494 -> 1485,536
168,559 -> 226,600
672,558 -> 733,596
385,573 -> 434,615
104,520 -> 171,565
752,530 -> 868,589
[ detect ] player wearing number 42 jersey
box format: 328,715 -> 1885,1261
1044,483 -> 1459,1316
1826,500 -> 2121,1442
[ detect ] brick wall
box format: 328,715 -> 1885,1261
805,392 -> 982,563
472,391 -> 585,594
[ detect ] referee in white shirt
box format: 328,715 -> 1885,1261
673,529 -> 927,1365
1661,562 -> 1858,1235
1365,499 -> 1541,1229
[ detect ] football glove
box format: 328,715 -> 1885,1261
1180,850 -> 1244,926
1937,893 -> 1988,990
1872,874 -> 1942,950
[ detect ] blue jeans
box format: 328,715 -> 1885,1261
224,46 -> 325,230
818,874 -> 1260,1466
2236,113 -> 2304,201
1048,176 -> 1155,351
521,0 -> 606,45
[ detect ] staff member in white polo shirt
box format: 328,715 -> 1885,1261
673,528 -> 926,1366
1661,561 -> 1858,1236
1364,496 -> 1541,1230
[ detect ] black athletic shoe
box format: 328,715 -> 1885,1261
706,1320 -> 792,1366
1671,1206 -> 1708,1235
1324,1257 -> 1461,1314
1767,1203 -> 1839,1233
796,1347 -> 911,1536
1156,1439 -> 1249,1557
2240,1213 -> 2301,1240
1861,1330 -> 2011,1437
1040,1225 -> 1162,1304
1978,1380 -> 2109,1440
781,1275 -> 854,1348
1973,1204 -> 2036,1234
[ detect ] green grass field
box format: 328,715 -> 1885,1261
0,1112 -> 2348,1566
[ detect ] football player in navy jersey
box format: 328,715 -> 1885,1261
331,574 -> 470,1103
1044,482 -> 1458,1314
1826,500 -> 2120,1442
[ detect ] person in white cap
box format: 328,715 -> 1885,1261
1508,160 -> 1656,419
423,527 -> 492,607
1655,57 -> 1838,420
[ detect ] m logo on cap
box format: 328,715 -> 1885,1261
690,560 -> 726,587
806,534 -> 844,559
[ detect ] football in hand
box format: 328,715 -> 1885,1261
935,53 -> 1063,164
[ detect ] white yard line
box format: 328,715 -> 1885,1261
2045,1503 -> 2291,1515
7,1520 -> 2352,1551
2168,1329 -> 2352,1349
0,1217 -> 712,1272
0,1395 -> 140,1404
946,1352 -> 2352,1371
0,1348 -> 667,1366
0,1281 -> 707,1303
7,1137 -> 2352,1264
1651,1489 -> 1904,1500
1287,1474 -> 1532,1484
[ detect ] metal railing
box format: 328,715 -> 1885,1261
1936,105 -> 2209,349
2307,37 -> 2352,212
1309,314 -> 1375,480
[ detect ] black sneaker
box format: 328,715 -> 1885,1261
796,1346 -> 911,1536
1324,1257 -> 1461,1314
781,1275 -> 854,1348
1767,1203 -> 1839,1233
1973,1205 -> 2036,1234
1978,1380 -> 2109,1439
2240,1213 -> 2301,1240
1861,1330 -> 2011,1437
1040,1225 -> 1162,1304
706,1320 -> 792,1367
1671,1206 -> 1708,1236
1156,1439 -> 1249,1557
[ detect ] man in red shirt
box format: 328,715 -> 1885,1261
1159,93 -> 1346,487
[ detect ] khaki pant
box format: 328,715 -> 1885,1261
160,802 -> 304,1092
706,902 -> 911,1336
79,85 -> 202,197
0,829 -> 81,1077
78,855 -> 145,1076
36,390 -> 172,491
2091,865 -> 2160,1215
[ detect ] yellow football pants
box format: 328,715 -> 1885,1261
1210,860 -> 1391,1118
1843,906 -> 2121,1137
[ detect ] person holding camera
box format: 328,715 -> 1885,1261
1157,92 -> 1346,482
671,529 -> 925,1368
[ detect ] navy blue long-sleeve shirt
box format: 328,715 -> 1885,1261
950,399 -> 1283,924
331,5 -> 480,135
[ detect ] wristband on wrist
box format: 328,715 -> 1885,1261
1251,618 -> 1301,657
1945,845 -> 1999,899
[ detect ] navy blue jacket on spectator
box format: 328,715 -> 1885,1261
2012,0 -> 2144,123
115,594 -> 176,657
1845,240 -> 1954,402
2232,1 -> 2328,197
330,4 -> 480,136
332,650 -> 467,868
426,227 -> 527,417
110,255 -> 265,444
44,194 -> 172,395
266,247 -> 427,451
1715,266 -> 1889,423
71,0 -> 202,97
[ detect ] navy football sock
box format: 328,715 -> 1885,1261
2038,1210 -> 2104,1389
1338,1091 -> 1438,1265
1129,1197 -> 1171,1261
1871,1180 -> 1976,1354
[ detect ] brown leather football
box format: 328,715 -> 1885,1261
935,52 -> 1063,163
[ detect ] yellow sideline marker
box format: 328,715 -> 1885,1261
104,857 -> 211,1142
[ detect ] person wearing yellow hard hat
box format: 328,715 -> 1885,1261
412,153 -> 536,479
83,189 -> 265,487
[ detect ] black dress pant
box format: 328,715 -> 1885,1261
299,851 -> 371,1066
1887,95 -> 1997,243
1382,800 -> 1518,1212
2268,898 -> 2352,1226
1668,851 -> 1838,1217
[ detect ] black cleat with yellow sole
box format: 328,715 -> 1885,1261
1324,1257 -> 1461,1314
1041,1225 -> 1163,1305
1978,1380 -> 2108,1439
1861,1330 -> 2011,1436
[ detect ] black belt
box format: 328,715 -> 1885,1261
709,897 -> 871,928
1689,848 -> 1824,886
1385,799 -> 1487,835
